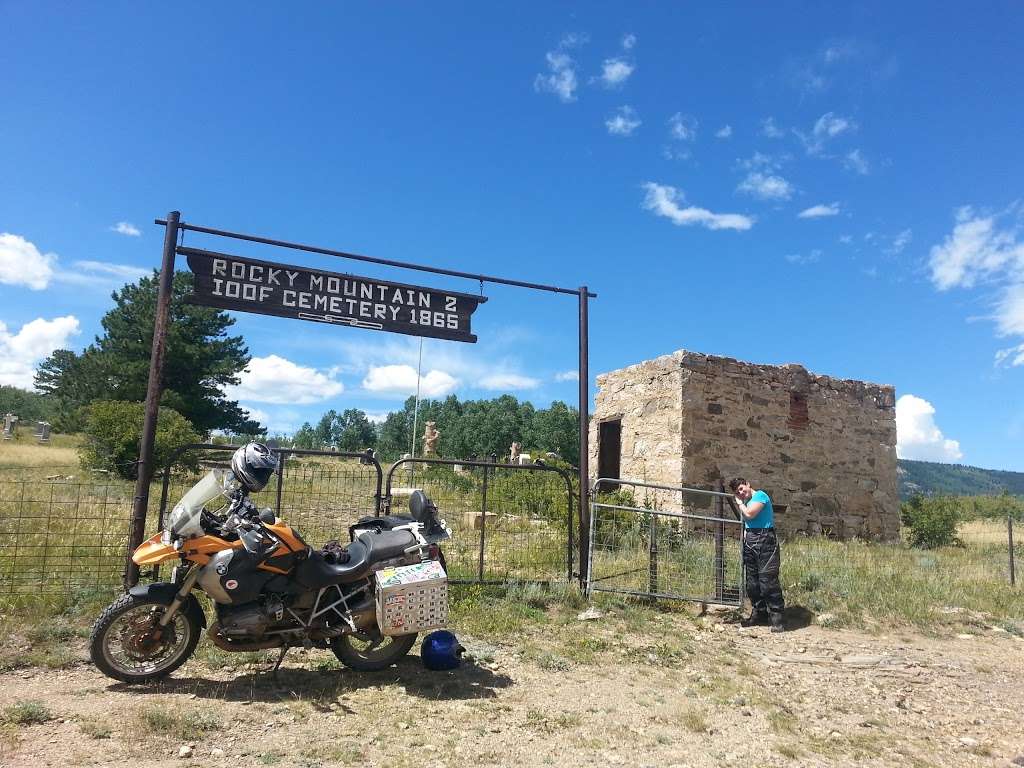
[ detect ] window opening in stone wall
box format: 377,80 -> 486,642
788,392 -> 809,430
598,418 -> 622,485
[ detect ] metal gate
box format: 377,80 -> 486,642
385,457 -> 575,585
587,478 -> 744,606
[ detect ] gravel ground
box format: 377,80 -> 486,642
1,611 -> 1022,768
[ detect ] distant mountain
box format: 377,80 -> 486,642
898,459 -> 1024,499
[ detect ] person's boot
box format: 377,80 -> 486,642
740,610 -> 770,627
769,613 -> 786,633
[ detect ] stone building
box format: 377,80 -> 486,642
589,349 -> 899,540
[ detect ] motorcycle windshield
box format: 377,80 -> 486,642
167,469 -> 235,538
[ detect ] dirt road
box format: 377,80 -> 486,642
2,611 -> 1022,767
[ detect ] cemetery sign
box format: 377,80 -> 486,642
182,246 -> 487,343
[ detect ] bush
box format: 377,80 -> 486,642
80,400 -> 201,479
901,494 -> 961,548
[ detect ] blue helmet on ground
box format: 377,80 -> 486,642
421,630 -> 465,671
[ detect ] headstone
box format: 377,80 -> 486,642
37,421 -> 51,443
509,441 -> 522,464
518,453 -> 532,465
2,413 -> 16,440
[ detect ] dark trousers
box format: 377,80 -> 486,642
743,528 -> 785,617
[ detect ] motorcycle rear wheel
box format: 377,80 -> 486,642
330,631 -> 416,672
89,593 -> 201,683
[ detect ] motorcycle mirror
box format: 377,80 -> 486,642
259,508 -> 276,524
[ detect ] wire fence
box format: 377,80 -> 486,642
0,449 -> 576,600
955,517 -> 1018,586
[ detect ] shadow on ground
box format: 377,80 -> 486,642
107,655 -> 513,704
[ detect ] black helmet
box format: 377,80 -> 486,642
230,442 -> 278,492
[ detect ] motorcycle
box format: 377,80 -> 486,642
89,466 -> 451,683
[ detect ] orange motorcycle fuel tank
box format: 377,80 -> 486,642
195,522 -> 311,605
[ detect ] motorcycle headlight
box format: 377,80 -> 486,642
161,530 -> 173,546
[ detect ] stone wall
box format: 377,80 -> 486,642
590,350 -> 899,540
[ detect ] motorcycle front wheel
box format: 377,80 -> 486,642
89,593 -> 201,683
330,631 -> 416,672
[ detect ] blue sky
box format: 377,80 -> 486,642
2,3 -> 1023,470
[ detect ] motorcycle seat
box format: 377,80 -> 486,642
294,529 -> 417,588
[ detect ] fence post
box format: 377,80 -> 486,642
275,452 -> 287,516
714,480 -> 726,601
479,456 -> 490,581
648,511 -> 659,597
1009,515 -> 1016,587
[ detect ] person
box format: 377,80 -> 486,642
728,477 -> 786,632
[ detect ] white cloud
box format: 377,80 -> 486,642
668,113 -> 698,141
600,58 -> 635,87
364,412 -> 389,425
0,315 -> 80,389
798,203 -> 840,219
797,112 -> 857,155
535,35 -> 586,103
662,147 -> 692,162
844,148 -> 870,175
622,33 -> 636,50
479,373 -> 540,390
363,365 -> 458,398
995,343 -> 1024,368
0,233 -> 56,290
606,106 -> 641,136
555,370 -> 579,382
229,355 -> 344,405
839,234 -> 853,244
785,250 -> 822,265
715,125 -> 733,139
642,182 -> 754,232
896,394 -> 963,462
72,260 -> 151,280
885,229 -> 913,256
814,112 -> 855,139
736,172 -> 794,201
110,222 -> 141,237
760,117 -> 785,138
738,152 -> 786,173
929,208 -> 1024,291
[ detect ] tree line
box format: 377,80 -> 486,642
288,395 -> 579,465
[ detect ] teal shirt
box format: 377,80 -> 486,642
744,490 -> 774,529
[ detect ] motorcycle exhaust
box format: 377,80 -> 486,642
206,622 -> 284,652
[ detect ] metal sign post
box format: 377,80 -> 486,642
125,210 -> 179,589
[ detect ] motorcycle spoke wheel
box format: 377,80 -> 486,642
90,594 -> 201,683
330,631 -> 416,672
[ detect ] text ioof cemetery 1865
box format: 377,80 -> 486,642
183,247 -> 487,343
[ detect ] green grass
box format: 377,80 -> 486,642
2,701 -> 52,725
135,705 -> 219,741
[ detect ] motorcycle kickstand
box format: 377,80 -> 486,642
271,645 -> 290,679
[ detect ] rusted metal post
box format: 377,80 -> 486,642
275,452 -> 287,516
578,285 -> 590,587
1009,515 -> 1016,587
648,512 -> 659,597
124,210 -> 180,589
714,480 -> 726,601
479,455 -> 490,581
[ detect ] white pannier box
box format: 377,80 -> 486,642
374,560 -> 448,636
